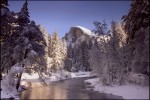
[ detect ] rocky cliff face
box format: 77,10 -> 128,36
63,26 -> 95,72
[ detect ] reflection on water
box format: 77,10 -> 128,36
21,85 -> 67,99
20,77 -> 123,99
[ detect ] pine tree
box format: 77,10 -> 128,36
91,20 -> 128,85
1,0 -> 20,72
122,0 -> 149,75
1,0 -> 47,90
122,0 -> 149,41
92,20 -> 107,36
1,0 -> 14,42
108,21 -> 127,84
18,0 -> 30,26
14,21 -> 47,89
48,32 -> 66,72
38,24 -> 49,73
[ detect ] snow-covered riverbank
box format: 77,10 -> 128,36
20,71 -> 93,88
2,71 -> 149,99
1,71 -> 92,99
84,78 -> 149,99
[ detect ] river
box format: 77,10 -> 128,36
20,77 -> 123,99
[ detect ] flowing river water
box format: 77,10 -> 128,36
20,77 -> 123,99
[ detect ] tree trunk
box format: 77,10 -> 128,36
16,63 -> 25,90
16,73 -> 23,90
16,49 -> 28,90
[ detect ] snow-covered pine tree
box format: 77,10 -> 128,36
1,0 -> 10,42
122,0 -> 149,41
1,0 -> 47,90
91,20 -> 128,85
48,32 -> 66,72
14,20 -> 47,89
122,0 -> 149,76
14,0 -> 45,89
107,21 -> 127,85
38,24 -> 49,74
98,35 -> 112,85
91,20 -> 113,85
89,40 -> 103,82
0,0 -> 9,81
1,0 -> 21,73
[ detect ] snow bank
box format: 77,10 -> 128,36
71,71 -> 92,78
48,71 -> 92,81
21,73 -> 39,80
49,71 -> 93,82
39,71 -> 93,85
84,78 -> 149,99
1,65 -> 24,99
20,71 -> 93,84
22,70 -> 72,85
20,73 -> 47,89
48,70 -> 72,82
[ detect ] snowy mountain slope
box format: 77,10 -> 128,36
63,26 -> 96,47
75,26 -> 95,36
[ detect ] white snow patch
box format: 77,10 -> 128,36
75,26 -> 95,37
71,71 -> 93,78
21,73 -> 39,80
50,70 -> 72,81
21,71 -> 92,83
49,75 -> 58,81
43,71 -> 93,84
84,78 -> 149,99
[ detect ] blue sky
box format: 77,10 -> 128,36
8,1 -> 131,37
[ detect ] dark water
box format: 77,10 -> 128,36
20,77 -> 123,99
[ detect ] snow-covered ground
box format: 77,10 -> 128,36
21,71 -> 92,81
20,71 -> 93,86
84,78 -> 149,99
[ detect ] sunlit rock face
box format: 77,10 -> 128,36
63,26 -> 95,72
64,26 -> 95,46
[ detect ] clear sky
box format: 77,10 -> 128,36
8,0 -> 131,37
